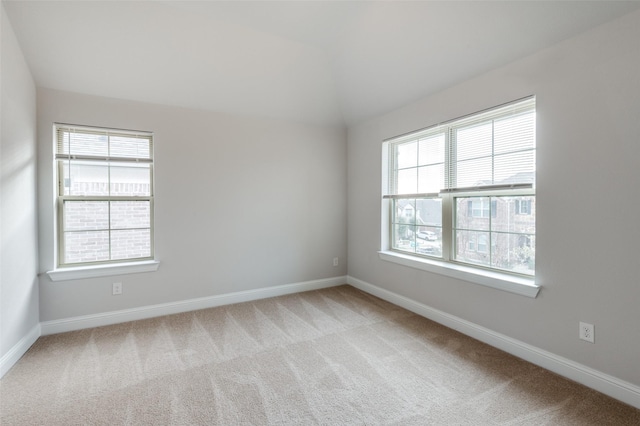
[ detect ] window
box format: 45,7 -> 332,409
468,198 -> 497,218
384,97 -> 536,276
515,199 -> 532,215
477,235 -> 488,254
55,124 -> 154,267
468,237 -> 476,251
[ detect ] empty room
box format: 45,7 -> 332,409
2,1 -> 640,424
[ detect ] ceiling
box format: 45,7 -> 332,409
4,1 -> 640,126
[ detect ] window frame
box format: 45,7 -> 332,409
53,123 -> 155,269
381,97 -> 539,296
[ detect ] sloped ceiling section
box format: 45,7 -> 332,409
4,1 -> 640,126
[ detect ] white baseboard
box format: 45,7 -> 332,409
41,276 -> 347,336
347,275 -> 640,410
0,324 -> 41,379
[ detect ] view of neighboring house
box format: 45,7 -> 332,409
393,172 -> 536,275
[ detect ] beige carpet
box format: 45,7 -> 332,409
1,285 -> 639,425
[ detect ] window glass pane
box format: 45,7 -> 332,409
515,199 -> 533,215
396,141 -> 417,169
418,133 -> 445,166
394,199 -> 416,225
110,201 -> 151,230
491,197 -> 535,234
416,198 -> 442,258
416,227 -> 442,257
515,234 -> 535,275
478,235 -> 488,253
416,239 -> 440,257
63,161 -> 109,196
111,229 -> 151,260
456,197 -> 490,231
454,195 -> 536,275
491,233 -> 535,275
455,230 -> 490,267
61,162 -> 70,196
64,201 -> 108,231
417,164 -> 444,193
393,224 -> 416,253
455,157 -> 492,187
393,198 -> 442,258
110,135 -> 151,159
64,230 -> 109,263
397,168 -> 417,194
415,198 -> 441,227
392,198 -> 417,253
110,163 -> 151,196
455,122 -> 492,161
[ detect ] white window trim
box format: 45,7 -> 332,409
381,97 -> 538,297
54,123 -> 155,268
378,250 -> 539,298
47,260 -> 160,282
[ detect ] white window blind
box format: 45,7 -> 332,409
386,96 -> 535,197
449,98 -> 535,190
56,126 -> 153,162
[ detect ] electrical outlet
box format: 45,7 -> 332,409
112,282 -> 122,295
333,257 -> 339,267
579,322 -> 594,343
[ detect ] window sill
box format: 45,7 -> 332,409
378,251 -> 540,298
46,260 -> 160,282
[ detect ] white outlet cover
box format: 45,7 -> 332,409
579,322 -> 594,343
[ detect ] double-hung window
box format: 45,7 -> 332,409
55,124 -> 154,267
383,97 -> 536,276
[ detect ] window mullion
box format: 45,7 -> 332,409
58,195 -> 65,266
57,159 -> 65,265
489,196 -> 493,268
150,164 -> 155,197
107,133 -> 112,261
57,160 -> 64,196
442,128 -> 454,262
441,193 -> 453,261
108,200 -> 112,261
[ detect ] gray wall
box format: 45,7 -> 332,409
347,10 -> 640,387
37,89 -> 347,321
0,4 -> 39,359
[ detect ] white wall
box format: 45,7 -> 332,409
37,89 -> 347,322
0,4 -> 39,361
347,10 -> 640,387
